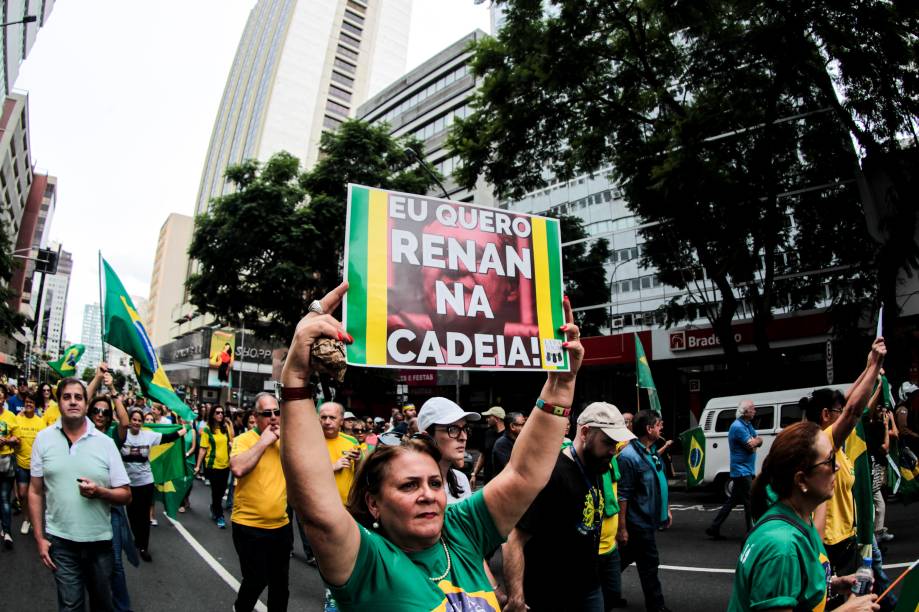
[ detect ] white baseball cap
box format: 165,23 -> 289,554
900,382 -> 919,400
418,397 -> 481,433
577,402 -> 636,442
343,411 -> 357,420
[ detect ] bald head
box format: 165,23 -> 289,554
319,402 -> 345,439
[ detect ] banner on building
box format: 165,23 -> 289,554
208,329 -> 235,387
343,184 -> 567,372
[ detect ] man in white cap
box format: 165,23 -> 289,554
471,406 -> 506,489
341,411 -> 358,435
503,402 -> 635,612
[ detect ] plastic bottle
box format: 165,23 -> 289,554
323,588 -> 340,612
851,556 -> 874,596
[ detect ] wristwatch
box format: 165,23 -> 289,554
274,381 -> 312,402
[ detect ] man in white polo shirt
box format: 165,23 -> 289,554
29,377 -> 131,611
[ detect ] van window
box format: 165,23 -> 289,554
780,403 -> 802,428
714,410 -> 735,432
752,406 -> 775,431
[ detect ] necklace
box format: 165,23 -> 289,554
428,537 -> 452,582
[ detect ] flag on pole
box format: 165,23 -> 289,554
635,334 -> 662,413
143,423 -> 193,519
680,427 -> 706,488
46,344 -> 85,378
844,423 -> 874,546
892,559 -> 919,611
888,437 -> 919,503
101,257 -> 194,421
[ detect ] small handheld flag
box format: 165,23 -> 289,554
876,305 -> 884,339
679,427 -> 706,488
46,344 -> 86,378
635,334 -> 662,413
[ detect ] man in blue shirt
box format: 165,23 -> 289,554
617,409 -> 671,612
706,399 -> 761,540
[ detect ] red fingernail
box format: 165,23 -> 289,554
559,324 -> 568,331
562,341 -> 570,348
564,294 -> 569,302
337,332 -> 344,341
346,333 -> 355,344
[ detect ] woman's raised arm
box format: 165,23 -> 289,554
280,282 -> 361,586
483,297 -> 584,536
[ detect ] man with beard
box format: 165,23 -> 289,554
503,402 -> 635,612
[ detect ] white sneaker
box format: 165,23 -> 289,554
19,520 -> 30,535
150,518 -> 158,527
2,530 -> 12,549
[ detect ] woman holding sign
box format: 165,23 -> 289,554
281,282 -> 582,611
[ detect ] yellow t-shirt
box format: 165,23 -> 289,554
230,429 -> 288,529
41,400 -> 61,427
42,400 -> 60,427
0,409 -> 17,456
822,425 -> 856,545
598,481 -> 620,555
327,432 -> 361,505
12,413 -> 46,469
200,426 -> 231,470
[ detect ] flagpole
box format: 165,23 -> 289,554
98,251 -> 107,363
634,333 -> 640,411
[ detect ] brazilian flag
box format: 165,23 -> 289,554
47,344 -> 85,378
844,421 -> 874,546
635,334 -> 662,414
680,427 -> 706,488
143,423 -> 193,519
101,257 -> 194,421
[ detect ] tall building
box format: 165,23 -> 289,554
146,213 -> 193,347
81,303 -> 103,372
1,1 -> 55,99
175,0 -> 413,340
357,30 -> 494,205
31,245 -> 70,359
193,0 -> 413,217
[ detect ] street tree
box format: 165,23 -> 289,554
553,214 -> 612,337
450,0 -> 917,368
0,228 -> 30,337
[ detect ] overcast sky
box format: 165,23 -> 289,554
15,0 -> 491,343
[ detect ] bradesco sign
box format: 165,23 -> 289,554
343,184 -> 568,372
669,329 -> 749,352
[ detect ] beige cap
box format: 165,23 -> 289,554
481,406 -> 506,419
577,402 -> 636,442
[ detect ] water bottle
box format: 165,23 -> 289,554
323,588 -> 340,612
851,556 -> 874,596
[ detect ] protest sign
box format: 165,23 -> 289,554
343,184 -> 568,372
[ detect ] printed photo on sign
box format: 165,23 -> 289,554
344,185 -> 568,372
208,329 -> 235,387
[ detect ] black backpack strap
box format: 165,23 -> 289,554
743,512 -> 808,546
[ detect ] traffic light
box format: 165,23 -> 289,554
35,248 -> 58,274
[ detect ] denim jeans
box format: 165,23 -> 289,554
620,526 -> 666,612
110,508 -> 133,612
600,548 -> 623,610
0,474 -> 13,534
48,534 -> 114,612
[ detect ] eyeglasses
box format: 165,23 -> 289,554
352,428 -> 366,434
258,409 -> 281,417
829,407 -> 843,414
213,411 -> 224,415
806,451 -> 837,473
90,408 -> 112,416
435,425 -> 470,439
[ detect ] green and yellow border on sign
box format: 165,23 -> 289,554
342,183 -> 568,372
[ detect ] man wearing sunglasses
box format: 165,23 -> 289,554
228,392 -> 290,612
319,402 -> 362,505
616,409 -> 673,612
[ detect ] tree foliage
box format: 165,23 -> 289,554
450,0 -> 918,364
553,214 -> 611,337
0,227 -> 30,337
187,120 -> 440,342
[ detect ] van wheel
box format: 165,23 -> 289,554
714,475 -> 733,500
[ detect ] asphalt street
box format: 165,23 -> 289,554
0,484 -> 914,611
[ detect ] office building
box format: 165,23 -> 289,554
357,30 -> 494,205
81,303 -> 103,372
1,1 -> 55,99
146,213 -> 193,347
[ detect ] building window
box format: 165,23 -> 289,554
323,115 -> 343,130
329,85 -> 352,103
326,99 -> 350,116
340,31 -> 361,49
331,71 -> 355,88
341,21 -> 362,37
334,58 -> 356,74
344,9 -> 364,26
337,44 -> 359,62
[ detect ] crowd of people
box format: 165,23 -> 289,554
0,282 -> 915,612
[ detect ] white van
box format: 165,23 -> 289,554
698,383 -> 851,497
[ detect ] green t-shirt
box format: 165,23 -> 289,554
728,502 -> 830,612
330,490 -> 504,611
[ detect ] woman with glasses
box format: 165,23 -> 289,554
801,338 -> 886,602
121,408 -> 188,561
37,382 -> 59,426
196,404 -> 234,529
729,421 -> 878,612
280,283 -> 583,610
417,398 -> 479,504
89,394 -> 135,612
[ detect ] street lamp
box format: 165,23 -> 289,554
1,15 -> 36,27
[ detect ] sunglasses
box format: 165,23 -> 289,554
435,425 -> 470,439
259,409 -> 281,417
213,411 -> 224,415
806,451 -> 837,473
90,408 -> 112,416
352,428 -> 366,434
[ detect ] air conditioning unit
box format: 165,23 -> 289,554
611,317 -> 624,329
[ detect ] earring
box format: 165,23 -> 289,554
801,487 -> 808,494
372,520 -> 380,529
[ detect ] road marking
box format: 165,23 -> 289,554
657,561 -> 913,574
166,516 -> 267,612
